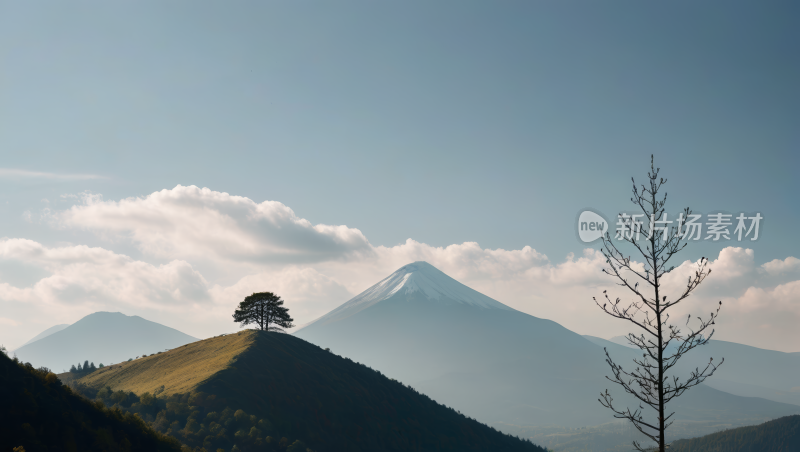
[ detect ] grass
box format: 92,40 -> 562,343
71,329 -> 547,451
76,330 -> 254,396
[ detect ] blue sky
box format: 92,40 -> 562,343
1,1 -> 798,351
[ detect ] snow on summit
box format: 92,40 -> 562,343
299,261 -> 515,329
371,262 -> 511,309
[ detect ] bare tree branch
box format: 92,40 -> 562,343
593,156 -> 723,452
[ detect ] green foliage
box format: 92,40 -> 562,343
69,383 -> 313,452
286,439 -> 312,452
68,360 -> 99,375
62,330 -> 544,451
0,352 -> 180,452
669,415 -> 800,452
232,292 -> 294,331
141,392 -> 156,407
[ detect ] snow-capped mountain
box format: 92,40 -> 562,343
295,261 -> 800,431
303,261 -> 513,328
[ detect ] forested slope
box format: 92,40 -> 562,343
0,352 -> 180,452
670,415 -> 800,452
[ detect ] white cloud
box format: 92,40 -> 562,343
2,186 -> 798,353
0,239 -> 357,343
0,168 -> 106,180
730,280 -> 800,314
0,239 -> 210,311
54,185 -> 373,264
761,256 -> 800,276
704,280 -> 800,351
209,267 -> 353,328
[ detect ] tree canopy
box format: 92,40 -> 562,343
232,292 -> 294,332
0,352 -> 180,452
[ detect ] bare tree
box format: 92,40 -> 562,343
594,156 -> 723,452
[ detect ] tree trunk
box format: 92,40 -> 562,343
652,195 -> 666,452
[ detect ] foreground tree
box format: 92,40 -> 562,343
233,292 -> 294,331
594,156 -> 723,452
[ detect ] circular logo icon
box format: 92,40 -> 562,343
578,210 -> 608,243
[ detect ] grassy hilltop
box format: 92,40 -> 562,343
71,330 -> 545,452
76,330 -> 252,396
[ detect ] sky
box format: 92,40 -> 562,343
1,1 -> 798,352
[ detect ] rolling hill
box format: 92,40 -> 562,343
294,262 -> 800,440
14,312 -> 198,372
72,329 -> 546,452
0,351 -> 180,452
669,415 -> 800,451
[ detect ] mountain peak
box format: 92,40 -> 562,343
14,311 -> 198,372
298,261 -> 514,330
353,260 -> 514,310
376,261 -> 497,305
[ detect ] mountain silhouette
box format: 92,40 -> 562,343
14,312 -> 197,372
16,323 -> 70,349
295,262 -> 800,430
585,335 -> 800,407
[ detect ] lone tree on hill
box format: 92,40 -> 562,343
233,292 -> 294,332
594,156 -> 723,452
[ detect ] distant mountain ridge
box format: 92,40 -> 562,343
582,335 -> 800,407
16,323 -> 70,349
14,312 -> 198,372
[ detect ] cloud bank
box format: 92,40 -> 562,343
1,186 -> 797,353
53,185 -> 373,264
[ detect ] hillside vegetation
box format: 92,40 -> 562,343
74,330 -> 545,452
77,331 -> 252,395
0,352 -> 180,452
669,415 -> 800,452
68,383 -> 313,452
